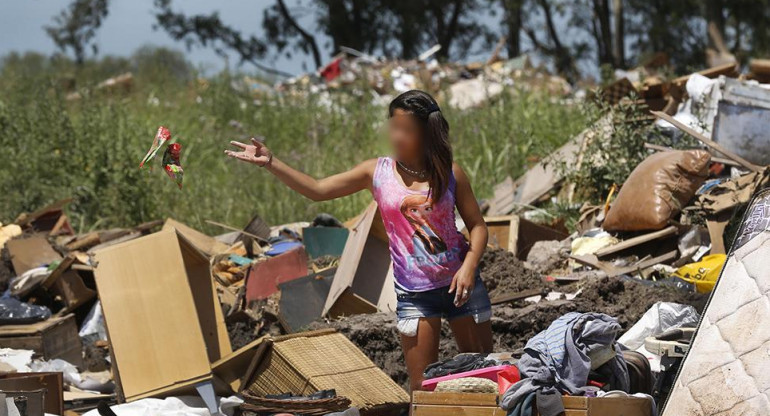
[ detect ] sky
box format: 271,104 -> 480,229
1,0 -> 510,78
0,0 -> 331,75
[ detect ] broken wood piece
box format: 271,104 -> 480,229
490,288 -> 548,305
652,111 -> 762,172
644,142 -> 740,167
670,62 -> 739,87
595,226 -> 678,258
205,220 -> 269,244
65,232 -> 100,251
571,250 -> 677,278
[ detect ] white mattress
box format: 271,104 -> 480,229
664,187 -> 770,415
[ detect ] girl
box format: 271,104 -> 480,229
225,89 -> 493,392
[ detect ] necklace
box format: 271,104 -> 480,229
397,160 -> 427,179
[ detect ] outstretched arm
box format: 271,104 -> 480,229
449,162 -> 489,306
226,138 -> 375,201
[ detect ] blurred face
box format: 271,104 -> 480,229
388,108 -> 423,162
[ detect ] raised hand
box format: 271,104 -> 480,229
225,137 -> 273,167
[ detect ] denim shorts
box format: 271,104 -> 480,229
395,273 -> 492,325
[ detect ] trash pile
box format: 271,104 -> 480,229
1,58 -> 770,416
243,45 -> 571,110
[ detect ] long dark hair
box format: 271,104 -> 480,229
388,90 -> 453,201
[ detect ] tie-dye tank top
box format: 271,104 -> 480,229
372,157 -> 468,291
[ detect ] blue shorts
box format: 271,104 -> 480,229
395,273 -> 492,326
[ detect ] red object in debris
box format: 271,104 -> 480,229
420,365 -> 518,392
245,246 -> 309,301
319,57 -> 343,82
496,365 -> 522,395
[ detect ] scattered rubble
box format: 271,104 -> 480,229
3,54 -> 770,416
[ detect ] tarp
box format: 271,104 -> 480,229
663,187 -> 770,415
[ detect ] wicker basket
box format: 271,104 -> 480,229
244,329 -> 409,414
240,392 -> 351,416
434,377 -> 499,393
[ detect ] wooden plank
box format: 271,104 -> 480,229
595,226 -> 678,258
490,288 -> 547,305
670,62 -> 739,86
411,404 -> 507,416
652,111 -> 762,172
412,392 -> 498,406
571,250 -> 678,278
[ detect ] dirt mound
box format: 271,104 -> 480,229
479,249 -> 553,297
573,276 -> 708,329
315,253 -> 708,389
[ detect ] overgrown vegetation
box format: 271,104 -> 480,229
0,48 -> 588,234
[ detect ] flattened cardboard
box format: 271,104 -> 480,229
245,246 -> 309,301
0,372 -> 64,415
302,227 -> 349,258
278,268 -> 336,332
92,229 -> 230,401
509,116 -> 610,206
6,234 -> 62,275
323,202 -> 396,317
162,218 -> 229,257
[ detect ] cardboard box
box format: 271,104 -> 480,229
162,218 -> 229,257
92,229 -> 231,401
472,216 -> 568,260
245,246 -> 309,301
323,202 -> 397,318
411,392 -> 652,416
0,372 -> 64,415
0,315 -> 83,368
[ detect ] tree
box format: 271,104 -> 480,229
153,0 -> 293,76
45,0 -> 109,65
266,0 -> 494,61
500,0 -> 523,58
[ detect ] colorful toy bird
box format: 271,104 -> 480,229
139,126 -> 171,168
139,126 -> 184,189
162,142 -> 184,189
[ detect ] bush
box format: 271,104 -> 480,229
0,50 -> 588,234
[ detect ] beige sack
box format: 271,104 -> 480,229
604,150 -> 710,231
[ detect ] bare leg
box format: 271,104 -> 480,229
449,316 -> 493,353
400,317 -> 441,392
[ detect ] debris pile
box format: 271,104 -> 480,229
241,47 -> 571,110
2,56 -> 770,416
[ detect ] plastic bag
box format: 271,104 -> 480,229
618,302 -> 700,350
0,298 -> 51,325
79,301 -> 108,343
674,254 -> 727,293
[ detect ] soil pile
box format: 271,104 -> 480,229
320,254 -> 708,388
479,249 -> 553,297
573,276 -> 708,329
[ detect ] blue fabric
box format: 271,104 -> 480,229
500,312 -> 630,410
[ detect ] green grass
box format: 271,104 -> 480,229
0,48 -> 588,234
